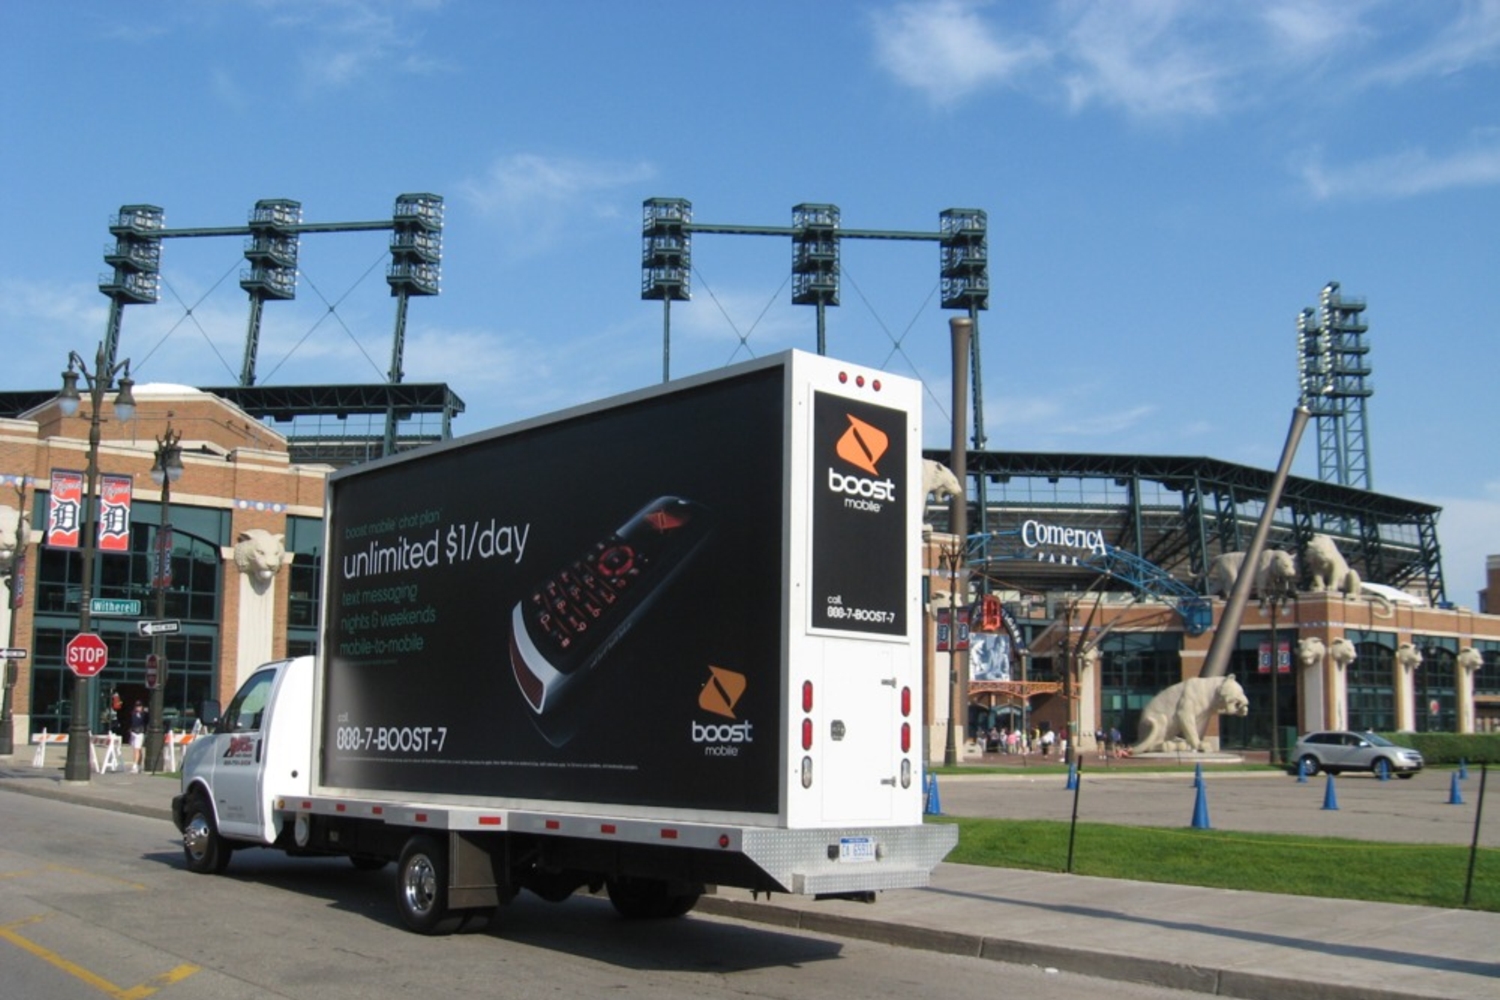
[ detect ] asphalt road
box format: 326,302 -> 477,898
0,792 -> 1209,1000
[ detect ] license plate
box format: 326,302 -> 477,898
838,836 -> 875,863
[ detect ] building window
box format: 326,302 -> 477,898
285,515 -> 321,656
1413,636 -> 1457,733
1347,631 -> 1395,732
28,503 -> 224,737
1474,641 -> 1500,734
1098,632 -> 1181,742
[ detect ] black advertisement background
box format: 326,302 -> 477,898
322,368 -> 786,813
809,393 -> 908,637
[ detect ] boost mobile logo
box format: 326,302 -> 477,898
693,666 -> 753,751
835,414 -> 888,474
698,665 -> 746,718
829,413 -> 896,507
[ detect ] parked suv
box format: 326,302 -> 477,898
1293,731 -> 1423,779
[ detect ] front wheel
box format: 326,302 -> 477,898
396,835 -> 462,935
182,795 -> 233,875
605,877 -> 701,920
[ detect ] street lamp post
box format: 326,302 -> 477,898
941,540 -> 963,767
0,480 -> 27,756
144,423 -> 181,773
57,344 -> 136,783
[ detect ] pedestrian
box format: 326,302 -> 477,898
1041,727 -> 1054,758
1109,726 -> 1123,758
129,700 -> 148,773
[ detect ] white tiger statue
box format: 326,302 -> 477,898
1296,636 -> 1326,671
1395,643 -> 1422,674
1132,674 -> 1250,754
1457,647 -> 1483,674
1304,534 -> 1361,596
233,529 -> 286,587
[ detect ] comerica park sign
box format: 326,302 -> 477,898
1020,519 -> 1108,556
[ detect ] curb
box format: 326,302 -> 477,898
695,895 -> 1437,1000
0,776 -> 173,823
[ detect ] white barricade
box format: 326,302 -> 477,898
91,733 -> 122,773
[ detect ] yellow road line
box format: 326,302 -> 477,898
0,915 -> 200,999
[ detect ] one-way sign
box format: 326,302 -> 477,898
137,620 -> 181,637
0,648 -> 26,660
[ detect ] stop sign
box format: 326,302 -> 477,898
66,632 -> 109,678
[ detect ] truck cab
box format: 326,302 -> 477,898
174,657 -> 314,869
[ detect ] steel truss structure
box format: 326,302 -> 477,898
924,448 -> 1446,606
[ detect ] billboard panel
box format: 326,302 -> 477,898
321,366 -> 787,814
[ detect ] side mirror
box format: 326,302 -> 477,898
198,699 -> 222,732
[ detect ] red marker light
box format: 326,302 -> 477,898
901,686 -> 912,717
802,680 -> 814,713
901,722 -> 911,753
802,718 -> 813,750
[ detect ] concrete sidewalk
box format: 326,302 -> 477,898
1,757 -> 1495,1000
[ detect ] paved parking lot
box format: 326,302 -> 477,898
938,765 -> 1498,847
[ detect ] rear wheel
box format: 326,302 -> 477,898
1298,754 -> 1321,778
396,835 -> 461,935
605,877 -> 701,920
182,794 -> 233,875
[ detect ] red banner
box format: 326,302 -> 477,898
46,469 -> 83,549
152,523 -> 173,588
1258,640 -> 1291,674
97,474 -> 133,552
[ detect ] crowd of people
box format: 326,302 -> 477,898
978,724 -> 1128,759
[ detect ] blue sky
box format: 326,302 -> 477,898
3,1 -> 1497,604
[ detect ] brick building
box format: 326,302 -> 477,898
0,385 -> 327,741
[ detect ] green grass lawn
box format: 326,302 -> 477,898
933,816 -> 1500,911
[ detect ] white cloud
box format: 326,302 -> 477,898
1430,488 -> 1500,607
1259,0 -> 1370,57
454,154 -> 656,259
1060,0 -> 1231,118
870,0 -> 1049,105
1295,132 -> 1500,200
1363,0 -> 1500,85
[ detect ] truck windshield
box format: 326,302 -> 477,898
222,669 -> 275,732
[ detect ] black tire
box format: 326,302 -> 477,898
1396,771 -> 1416,779
181,794 -> 233,875
605,877 -> 700,920
396,835 -> 462,935
1298,755 -> 1321,778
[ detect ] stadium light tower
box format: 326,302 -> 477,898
383,193 -> 445,455
239,199 -> 302,387
641,198 -> 693,382
791,204 -> 840,355
98,205 -> 164,373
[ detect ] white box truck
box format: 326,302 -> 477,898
173,350 -> 956,933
